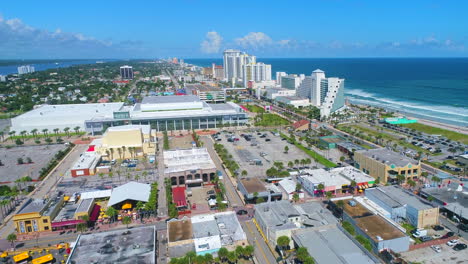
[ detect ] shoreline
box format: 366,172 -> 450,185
351,102 -> 468,135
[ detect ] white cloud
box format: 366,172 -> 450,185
200,31 -> 223,54
0,15 -> 146,58
235,32 -> 273,49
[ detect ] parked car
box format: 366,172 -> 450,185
430,245 -> 442,253
236,209 -> 248,215
432,234 -> 442,239
265,138 -> 271,142
458,224 -> 468,232
441,232 -> 455,239
433,225 -> 444,231
447,239 -> 459,246
419,236 -> 433,242
206,190 -> 215,195
453,243 -> 467,251
127,163 -> 137,168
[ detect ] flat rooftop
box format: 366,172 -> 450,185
141,95 -> 201,104
342,199 -> 374,218
67,225 -> 156,264
164,148 -> 216,174
106,124 -> 151,135
71,152 -> 100,171
16,198 -> 48,215
13,102 -> 124,120
366,186 -> 433,210
356,148 -> 418,167
336,142 -> 365,152
240,178 -> 267,194
332,166 -> 375,184
355,215 -> 406,242
168,218 -> 193,243
300,169 -> 350,187
293,226 -> 378,264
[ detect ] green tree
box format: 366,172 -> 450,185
227,251 -> 237,264
342,221 -> 355,235
186,251 -> 196,264
106,206 -> 118,226
241,170 -> 248,177
277,235 -> 290,251
243,245 -> 254,260
122,215 -> 132,229
284,146 -> 289,153
77,223 -> 87,233
292,193 -> 300,203
336,200 -> 345,220
325,191 -> 333,200
235,246 -> 244,258
218,247 -> 229,261
7,233 -> 16,249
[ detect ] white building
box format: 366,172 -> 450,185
276,72 -> 287,85
242,62 -> 272,87
120,65 -> 134,80
0,75 -> 6,82
296,69 -> 345,118
274,96 -> 311,108
17,65 -> 35,75
278,178 -> 304,200
297,168 -> 351,196
266,87 -> 296,100
281,74 -> 304,90
223,49 -> 256,83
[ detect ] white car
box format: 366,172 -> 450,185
431,245 -> 442,253
447,239 -> 459,246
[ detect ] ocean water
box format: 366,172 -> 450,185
185,58 -> 468,127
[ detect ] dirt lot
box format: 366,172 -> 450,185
220,130 -> 314,178
400,242 -> 468,264
169,133 -> 194,149
0,144 -> 66,182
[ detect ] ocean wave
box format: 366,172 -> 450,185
346,88 -> 468,118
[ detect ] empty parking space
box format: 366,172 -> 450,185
220,130 -> 310,178
400,243 -> 468,264
0,145 -> 66,182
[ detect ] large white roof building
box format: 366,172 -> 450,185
10,95 -> 247,134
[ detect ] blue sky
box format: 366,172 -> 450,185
1,0 -> 467,58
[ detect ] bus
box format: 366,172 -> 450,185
13,252 -> 30,263
31,254 -> 54,264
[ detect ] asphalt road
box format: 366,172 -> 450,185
201,136 -> 243,207
242,220 -> 277,264
440,216 -> 468,241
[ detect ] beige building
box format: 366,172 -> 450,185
93,125 -> 156,159
354,148 -> 421,184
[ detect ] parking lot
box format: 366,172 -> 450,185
401,242 -> 468,264
187,185 -> 215,215
0,145 -> 66,182
219,130 -> 311,178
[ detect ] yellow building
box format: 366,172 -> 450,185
93,125 -> 156,159
354,148 -> 421,184
13,199 -> 54,233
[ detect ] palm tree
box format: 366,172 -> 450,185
292,193 -> 300,203
30,128 -> 38,139
106,206 -> 118,226
186,251 -> 196,264
325,191 -> 333,200
73,126 -> 80,134
235,246 -> 244,259
142,171 -> 148,182
317,183 -> 325,197
7,233 -> 17,249
122,146 -> 127,158
122,215 -> 132,229
241,170 -> 248,177
76,223 -> 87,234
284,145 -> 289,153
20,130 -> 27,141
117,148 -> 122,159
336,200 -> 345,221
218,247 -> 229,262
8,131 -> 16,141
227,251 -> 238,264
288,161 -> 294,168
243,245 -> 254,260
64,127 -> 70,138
42,128 -> 48,137
53,128 -> 60,139
110,148 -> 115,160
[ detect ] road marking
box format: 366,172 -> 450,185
245,221 -> 271,264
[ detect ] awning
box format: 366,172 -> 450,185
87,145 -> 95,152
90,204 -> 101,221
51,220 -> 84,228
173,187 -> 187,207
122,202 -> 132,210
186,179 -> 203,184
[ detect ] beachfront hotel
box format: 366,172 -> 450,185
10,95 -> 248,134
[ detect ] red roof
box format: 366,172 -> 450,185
172,187 -> 187,207
292,120 -> 310,129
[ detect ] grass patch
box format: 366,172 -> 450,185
245,104 -> 265,113
255,113 -> 290,127
401,123 -> 468,144
401,222 -> 422,244
280,133 -> 337,168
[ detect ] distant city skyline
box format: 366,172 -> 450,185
1,0 -> 468,59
